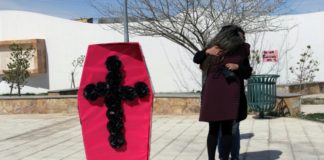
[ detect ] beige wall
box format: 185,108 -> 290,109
0,96 -> 77,114
0,96 -> 201,115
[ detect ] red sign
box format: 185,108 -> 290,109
263,50 -> 278,62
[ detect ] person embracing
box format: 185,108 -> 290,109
193,25 -> 252,160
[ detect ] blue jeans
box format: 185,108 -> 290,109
218,122 -> 240,160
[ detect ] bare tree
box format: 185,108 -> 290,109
71,55 -> 85,88
289,45 -> 320,84
91,0 -> 286,54
90,0 -> 288,92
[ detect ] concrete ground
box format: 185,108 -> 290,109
301,105 -> 324,114
0,113 -> 324,160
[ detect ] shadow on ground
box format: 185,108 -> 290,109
240,150 -> 282,160
240,133 -> 254,140
252,115 -> 279,120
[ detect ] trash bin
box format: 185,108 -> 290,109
247,74 -> 279,118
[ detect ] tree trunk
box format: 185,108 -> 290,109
9,83 -> 13,95
71,72 -> 75,88
17,82 -> 21,96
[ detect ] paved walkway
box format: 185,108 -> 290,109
301,105 -> 324,114
0,114 -> 324,160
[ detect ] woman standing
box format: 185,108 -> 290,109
193,25 -> 252,160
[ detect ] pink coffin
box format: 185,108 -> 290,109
77,43 -> 153,160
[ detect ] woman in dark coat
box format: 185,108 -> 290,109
193,25 -> 252,160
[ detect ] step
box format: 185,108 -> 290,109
301,94 -> 324,105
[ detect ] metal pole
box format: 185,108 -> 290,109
124,0 -> 129,42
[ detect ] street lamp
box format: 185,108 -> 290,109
124,0 -> 129,42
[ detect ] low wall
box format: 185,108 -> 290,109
277,82 -> 324,94
0,93 -> 201,115
153,93 -> 200,114
48,88 -> 78,96
0,95 -> 78,114
1,83 -> 321,115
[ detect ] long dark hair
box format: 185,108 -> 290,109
206,25 -> 245,54
201,25 -> 245,72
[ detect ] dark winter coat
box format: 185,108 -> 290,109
193,43 -> 252,122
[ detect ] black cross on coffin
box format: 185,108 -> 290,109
83,55 -> 149,149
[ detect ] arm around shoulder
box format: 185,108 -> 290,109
193,49 -> 207,64
235,43 -> 253,79
236,58 -> 253,79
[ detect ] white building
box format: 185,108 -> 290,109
0,10 -> 324,94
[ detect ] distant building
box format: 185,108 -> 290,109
74,18 -> 94,23
97,17 -> 153,24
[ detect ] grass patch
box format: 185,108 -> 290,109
300,113 -> 324,123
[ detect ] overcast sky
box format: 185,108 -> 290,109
1,0 -> 324,19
